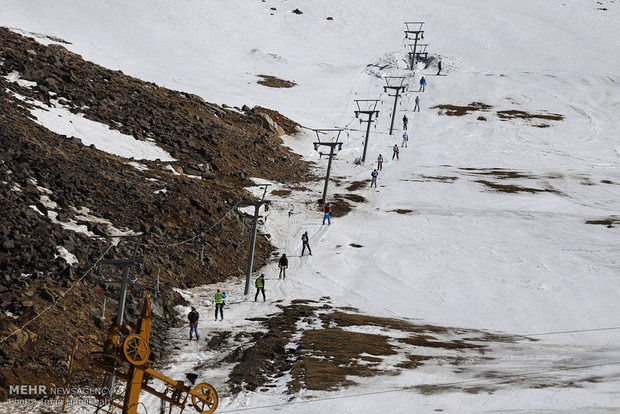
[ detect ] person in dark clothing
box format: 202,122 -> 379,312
301,231 -> 312,256
402,114 -> 408,130
255,274 -> 265,301
188,306 -> 199,340
437,60 -> 442,75
214,289 -> 226,321
278,254 -> 288,279
414,96 -> 420,112
371,169 -> 379,188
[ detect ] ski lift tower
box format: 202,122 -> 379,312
404,21 -> 425,70
354,100 -> 380,163
407,43 -> 429,69
312,129 -> 344,205
383,77 -> 407,135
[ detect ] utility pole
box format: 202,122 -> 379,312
100,235 -> 144,397
404,21 -> 425,70
354,100 -> 380,163
239,185 -> 271,296
313,129 -> 344,204
408,43 -> 429,69
383,77 -> 407,135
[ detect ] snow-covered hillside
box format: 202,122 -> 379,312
2,0 -> 619,412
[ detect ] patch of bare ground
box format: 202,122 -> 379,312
496,110 -> 564,122
328,195 -> 354,218
341,193 -> 366,203
271,189 -> 292,197
459,168 -> 533,180
585,216 -> 620,228
476,180 -> 558,194
346,180 -> 367,191
227,306 -> 535,396
390,209 -> 414,214
404,175 -> 458,183
600,179 -> 616,184
256,75 -> 297,89
430,102 -> 492,116
289,328 -> 398,392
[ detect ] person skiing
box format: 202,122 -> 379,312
255,273 -> 265,302
419,76 -> 426,92
214,289 -> 226,321
371,169 -> 379,188
188,306 -> 200,341
437,60 -> 442,75
322,202 -> 332,225
402,132 -> 409,148
414,96 -> 420,112
392,144 -> 399,160
377,154 -> 383,171
402,114 -> 408,130
278,253 -> 288,279
301,231 -> 312,256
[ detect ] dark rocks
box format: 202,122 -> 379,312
292,9 -> 303,14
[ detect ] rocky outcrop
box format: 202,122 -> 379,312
0,27 -> 310,400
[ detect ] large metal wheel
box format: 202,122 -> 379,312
191,383 -> 218,414
122,334 -> 150,366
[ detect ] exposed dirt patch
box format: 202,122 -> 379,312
534,123 -> 550,128
329,195 -> 354,218
585,216 -> 620,228
476,180 -> 557,194
257,75 -> 297,89
404,175 -> 458,183
226,305 -> 534,396
459,168 -> 534,180
341,193 -> 366,203
349,243 -> 363,248
430,102 -> 492,116
390,209 -> 414,214
600,180 -> 616,185
477,116 -> 487,121
346,180 -> 367,191
271,189 -> 292,197
496,110 -> 564,122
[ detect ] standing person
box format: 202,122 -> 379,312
414,96 -> 420,112
419,76 -> 426,92
377,154 -> 383,171
214,289 -> 226,321
437,60 -> 442,75
322,202 -> 332,225
392,144 -> 399,160
402,132 -> 409,148
301,231 -> 312,256
402,114 -> 409,130
370,169 -> 379,188
188,306 -> 200,341
278,253 -> 288,279
254,273 -> 265,302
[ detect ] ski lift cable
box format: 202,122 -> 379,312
0,242 -> 115,344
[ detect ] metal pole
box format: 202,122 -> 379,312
412,35 -> 419,70
321,146 -> 336,204
361,116 -> 373,162
389,89 -> 400,135
244,204 -> 260,295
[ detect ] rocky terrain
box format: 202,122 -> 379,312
0,27 -> 309,400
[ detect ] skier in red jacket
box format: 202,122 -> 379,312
323,202 -> 332,225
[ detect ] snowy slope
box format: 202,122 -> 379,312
2,1 -> 620,413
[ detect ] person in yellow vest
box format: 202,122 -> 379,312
254,274 -> 265,302
214,289 -> 226,321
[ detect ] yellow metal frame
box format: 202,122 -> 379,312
63,292 -> 218,414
